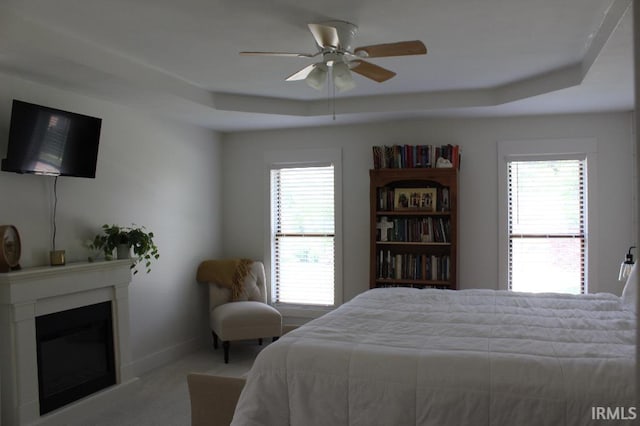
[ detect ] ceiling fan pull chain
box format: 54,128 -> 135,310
326,72 -> 331,113
331,67 -> 336,120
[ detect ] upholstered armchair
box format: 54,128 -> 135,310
196,259 -> 282,363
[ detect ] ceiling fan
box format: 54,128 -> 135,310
240,21 -> 427,92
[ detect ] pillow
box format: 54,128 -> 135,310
208,262 -> 266,310
208,262 -> 263,307
236,262 -> 262,302
621,262 -> 638,311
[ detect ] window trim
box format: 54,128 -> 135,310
497,138 -> 597,292
264,148 -> 343,318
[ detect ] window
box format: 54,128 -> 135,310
266,149 -> 342,311
507,159 -> 585,294
271,166 -> 335,305
498,138 -> 596,294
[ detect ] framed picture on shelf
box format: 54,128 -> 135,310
394,188 -> 437,211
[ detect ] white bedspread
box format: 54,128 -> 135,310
232,288 -> 636,426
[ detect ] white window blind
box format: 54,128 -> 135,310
271,165 -> 335,305
508,159 -> 585,294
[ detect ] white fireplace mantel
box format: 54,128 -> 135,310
0,260 -> 136,426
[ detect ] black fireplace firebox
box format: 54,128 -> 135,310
35,301 -> 116,414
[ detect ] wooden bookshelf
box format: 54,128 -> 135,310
370,168 -> 458,290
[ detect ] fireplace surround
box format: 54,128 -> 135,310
0,260 -> 135,426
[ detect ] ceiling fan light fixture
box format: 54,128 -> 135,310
305,64 -> 328,90
332,62 -> 355,92
241,20 -> 427,93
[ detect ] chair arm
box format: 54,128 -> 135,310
187,373 -> 246,426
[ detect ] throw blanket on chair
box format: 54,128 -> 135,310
196,258 -> 253,301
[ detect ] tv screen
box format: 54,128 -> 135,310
1,100 -> 102,178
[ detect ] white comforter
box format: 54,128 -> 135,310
232,288 -> 636,426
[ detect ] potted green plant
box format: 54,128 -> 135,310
90,224 -> 160,274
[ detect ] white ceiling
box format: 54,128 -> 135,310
0,0 -> 633,132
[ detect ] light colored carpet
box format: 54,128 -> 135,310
69,341 -> 267,426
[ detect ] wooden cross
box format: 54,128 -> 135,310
376,216 -> 394,242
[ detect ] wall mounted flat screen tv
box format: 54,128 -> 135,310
1,100 -> 102,178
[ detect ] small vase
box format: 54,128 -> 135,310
116,244 -> 131,260
50,250 -> 66,266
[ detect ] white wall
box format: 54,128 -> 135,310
221,112 -> 635,306
0,73 -> 223,374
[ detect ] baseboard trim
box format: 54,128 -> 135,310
131,336 -> 205,376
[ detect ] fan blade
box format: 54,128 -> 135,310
350,60 -> 396,82
240,51 -> 317,58
285,64 -> 317,81
354,40 -> 427,58
308,23 -> 339,48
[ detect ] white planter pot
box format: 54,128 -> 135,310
116,244 -> 131,260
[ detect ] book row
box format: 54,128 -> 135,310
375,283 -> 451,290
372,144 -> 461,169
377,216 -> 451,243
377,186 -> 450,212
376,251 -> 451,282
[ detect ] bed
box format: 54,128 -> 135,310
230,286 -> 636,426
